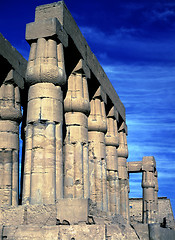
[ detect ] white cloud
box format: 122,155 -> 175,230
80,25 -> 142,45
151,9 -> 175,22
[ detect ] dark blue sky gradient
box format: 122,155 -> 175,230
1,0 -> 175,214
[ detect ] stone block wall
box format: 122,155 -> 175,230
129,197 -> 175,229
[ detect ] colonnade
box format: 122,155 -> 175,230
0,2 -> 159,225
22,27 -> 130,217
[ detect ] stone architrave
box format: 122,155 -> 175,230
22,18 -> 67,205
63,59 -> 90,199
0,70 -> 22,206
105,106 -> 120,214
117,122 -> 130,222
88,86 -> 108,212
142,156 -> 156,224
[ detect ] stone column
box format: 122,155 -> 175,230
22,19 -> 68,205
142,156 -> 156,224
117,122 -> 130,222
63,59 -> 90,199
88,86 -> 108,212
105,107 -> 120,214
0,70 -> 22,205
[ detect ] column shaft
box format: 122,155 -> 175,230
64,62 -> 90,199
117,125 -> 130,222
105,115 -> 120,215
0,82 -> 22,206
88,96 -> 108,211
142,156 -> 156,224
23,36 -> 66,204
142,171 -> 155,223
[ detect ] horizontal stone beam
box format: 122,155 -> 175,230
127,161 -> 142,173
128,157 -> 156,173
34,1 -> 126,121
26,17 -> 68,47
5,69 -> 24,89
0,33 -> 27,86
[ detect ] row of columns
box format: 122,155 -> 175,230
21,35 -> 130,220
2,14 -> 163,226
0,35 -> 130,222
22,16 -> 130,220
0,17 -> 159,227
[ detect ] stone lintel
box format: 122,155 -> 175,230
142,156 -> 156,172
127,161 -> 142,173
107,106 -> 118,121
4,69 -> 24,89
26,17 -> 68,47
93,86 -> 107,104
34,1 -> 126,121
56,199 -> 89,224
0,33 -> 27,87
72,59 -> 90,79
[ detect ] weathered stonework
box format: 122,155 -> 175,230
64,59 -> 90,200
105,106 -> 120,215
0,34 -> 26,207
88,86 -> 108,212
0,1 -> 174,239
117,122 -> 130,222
128,157 -> 159,225
129,197 -> 175,229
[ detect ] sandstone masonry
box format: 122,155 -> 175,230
0,2 -> 174,239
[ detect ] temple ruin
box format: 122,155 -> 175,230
0,2 -> 174,239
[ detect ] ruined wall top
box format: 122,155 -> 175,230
26,1 -> 126,121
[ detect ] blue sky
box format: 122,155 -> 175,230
1,0 -> 175,215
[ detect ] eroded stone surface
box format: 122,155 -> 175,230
0,1 -> 173,239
